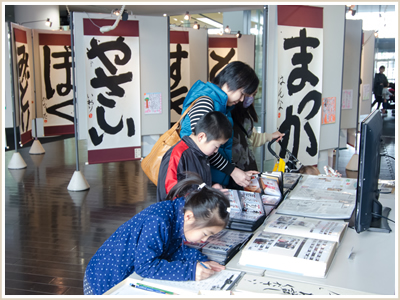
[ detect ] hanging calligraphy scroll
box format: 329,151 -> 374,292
208,37 -> 238,81
12,25 -> 34,145
276,5 -> 323,166
38,31 -> 75,136
83,19 -> 141,164
170,30 -> 190,124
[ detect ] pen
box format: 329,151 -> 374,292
130,282 -> 177,295
197,260 -> 210,269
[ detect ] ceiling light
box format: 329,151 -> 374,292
196,17 -> 223,28
163,14 -> 167,17
184,11 -> 190,20
112,8 -> 120,16
45,18 -> 52,27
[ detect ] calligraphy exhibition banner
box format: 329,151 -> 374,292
208,37 -> 238,81
170,30 -> 190,124
12,25 -> 34,145
83,19 -> 141,164
38,32 -> 75,136
276,5 -> 323,166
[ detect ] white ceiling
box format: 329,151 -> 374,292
63,4 -> 265,17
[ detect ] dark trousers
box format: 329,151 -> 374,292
372,95 -> 383,109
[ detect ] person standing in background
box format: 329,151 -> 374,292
372,65 -> 388,111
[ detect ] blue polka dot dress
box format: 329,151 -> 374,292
84,197 -> 209,295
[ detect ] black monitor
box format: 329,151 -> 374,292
354,110 -> 391,233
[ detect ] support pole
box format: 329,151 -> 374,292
67,12 -> 90,191
29,28 -> 45,154
260,6 -> 268,172
7,21 -> 27,169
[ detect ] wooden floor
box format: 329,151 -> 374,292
3,112 -> 395,295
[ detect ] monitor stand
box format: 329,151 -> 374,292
346,206 -> 392,233
368,206 -> 392,233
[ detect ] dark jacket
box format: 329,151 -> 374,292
157,135 -> 212,202
84,197 -> 208,295
373,73 -> 388,96
180,80 -> 234,186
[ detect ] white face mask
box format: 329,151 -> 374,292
243,96 -> 254,108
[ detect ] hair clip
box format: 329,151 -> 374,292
226,207 -> 231,213
198,183 -> 206,190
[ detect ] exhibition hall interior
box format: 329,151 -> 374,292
3,4 -> 396,296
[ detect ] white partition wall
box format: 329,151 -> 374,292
359,30 -> 375,116
317,5 -> 346,151
340,19 -> 363,130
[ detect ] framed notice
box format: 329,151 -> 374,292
321,97 -> 336,124
362,84 -> 371,101
144,92 -> 162,114
342,89 -> 353,109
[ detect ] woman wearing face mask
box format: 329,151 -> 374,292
231,96 -> 284,175
180,61 -> 266,189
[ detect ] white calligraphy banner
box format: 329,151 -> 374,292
208,37 -> 238,81
38,31 -> 75,136
83,19 -> 141,164
170,30 -> 190,123
12,24 -> 34,145
276,5 -> 324,166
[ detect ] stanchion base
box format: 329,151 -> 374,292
29,139 -> 45,154
67,170 -> 90,191
8,152 -> 27,169
345,153 -> 359,171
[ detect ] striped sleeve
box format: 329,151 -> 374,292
187,97 -> 235,175
209,152 -> 228,170
188,97 -> 214,132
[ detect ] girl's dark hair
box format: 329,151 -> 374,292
193,111 -> 232,141
231,101 -> 258,126
165,173 -> 230,228
212,61 -> 259,95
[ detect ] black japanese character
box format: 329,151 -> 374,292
209,48 -> 236,81
87,36 -> 131,75
284,28 -> 320,96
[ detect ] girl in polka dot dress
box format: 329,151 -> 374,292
83,175 -> 230,295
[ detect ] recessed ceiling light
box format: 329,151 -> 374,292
197,17 -> 223,28
174,18 -> 178,21
163,14 -> 167,17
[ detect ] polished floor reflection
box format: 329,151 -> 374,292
5,138 -> 157,295
4,112 -> 395,295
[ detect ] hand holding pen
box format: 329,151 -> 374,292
196,261 -> 214,281
195,261 -> 225,281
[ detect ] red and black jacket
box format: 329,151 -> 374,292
157,135 -> 212,202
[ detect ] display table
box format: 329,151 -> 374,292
104,184 -> 396,296
226,191 -> 396,295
